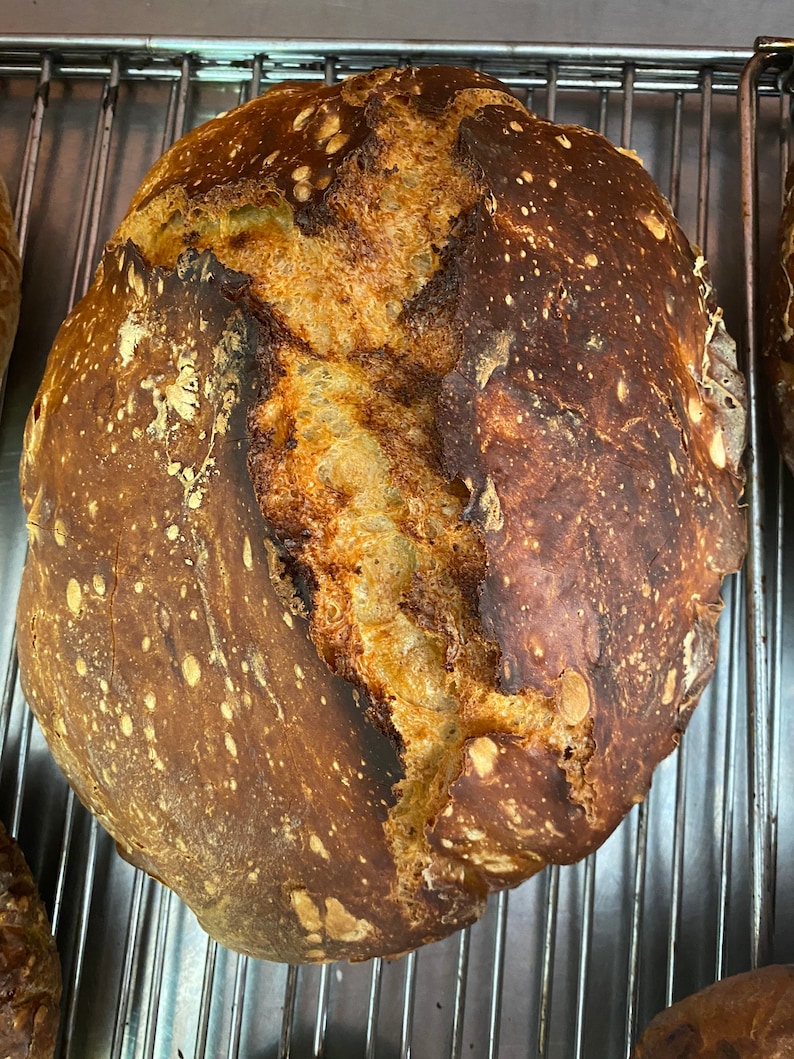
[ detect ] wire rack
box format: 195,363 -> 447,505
0,34 -> 791,1059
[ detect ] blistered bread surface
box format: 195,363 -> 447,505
16,66 -> 746,962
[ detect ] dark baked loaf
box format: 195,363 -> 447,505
764,162 -> 794,473
632,965 -> 794,1057
0,821 -> 61,1058
0,174 -> 21,377
16,66 -> 746,962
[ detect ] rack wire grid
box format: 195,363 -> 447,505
0,34 -> 790,1059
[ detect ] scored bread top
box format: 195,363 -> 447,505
17,66 -> 746,963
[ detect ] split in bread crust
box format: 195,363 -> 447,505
17,67 -> 747,962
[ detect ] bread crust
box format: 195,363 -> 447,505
0,821 -> 61,1058
16,66 -> 746,962
764,163 -> 794,473
632,965 -> 794,1057
0,174 -> 21,377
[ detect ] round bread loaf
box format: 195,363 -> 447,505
0,174 -> 21,377
0,820 -> 61,1058
632,965 -> 794,1057
764,161 -> 794,473
16,66 -> 746,962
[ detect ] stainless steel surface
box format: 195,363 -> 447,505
2,1 -> 793,49
0,36 -> 791,1058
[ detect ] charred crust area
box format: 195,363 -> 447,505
0,822 -> 62,1059
436,105 -> 746,835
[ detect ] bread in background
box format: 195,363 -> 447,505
632,965 -> 794,1058
0,820 -> 61,1059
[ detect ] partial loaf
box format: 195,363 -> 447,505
0,820 -> 61,1058
0,174 -> 21,376
764,161 -> 794,473
632,965 -> 794,1057
16,66 -> 746,963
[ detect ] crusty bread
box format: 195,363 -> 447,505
632,965 -> 794,1057
0,174 -> 21,377
16,66 -> 746,963
764,162 -> 794,473
0,821 -> 61,1058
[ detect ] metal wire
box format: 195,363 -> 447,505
280,965 -> 300,1058
226,951 -> 248,1059
716,572 -> 744,980
364,957 -> 384,1059
573,855 -> 596,1059
663,89 -> 688,1010
449,928 -> 470,1059
739,44 -> 777,971
624,802 -> 649,1058
143,886 -> 173,1059
536,865 -> 559,1058
110,870 -> 146,1059
399,949 -> 418,1059
768,78 -> 792,950
311,963 -> 331,1058
195,939 -> 219,1058
67,54 -> 121,309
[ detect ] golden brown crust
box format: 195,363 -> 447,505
0,821 -> 62,1059
764,163 -> 794,474
17,66 -> 746,963
17,244 -> 482,962
632,966 -> 794,1057
0,174 -> 21,377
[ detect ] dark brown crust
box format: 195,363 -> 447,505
431,107 -> 746,862
16,66 -> 746,963
763,163 -> 794,474
632,965 -> 794,1057
0,821 -> 61,1059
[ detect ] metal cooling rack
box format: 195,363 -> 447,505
0,35 -> 791,1059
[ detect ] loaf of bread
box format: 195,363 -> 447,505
0,174 -> 21,377
16,66 -> 746,962
632,965 -> 794,1057
764,161 -> 794,473
0,821 -> 61,1058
